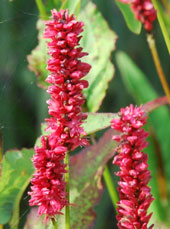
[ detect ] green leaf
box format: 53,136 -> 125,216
0,148 -> 34,226
80,2 -> 117,112
24,207 -> 53,229
115,0 -> 142,34
116,51 -> 157,103
116,51 -> 170,221
151,0 -> 170,55
82,112 -> 117,134
69,129 -> 117,228
27,20 -> 49,90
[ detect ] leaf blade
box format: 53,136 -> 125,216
82,112 -> 117,135
69,128 -> 118,228
115,0 -> 142,34
80,2 -> 117,112
0,148 -> 34,225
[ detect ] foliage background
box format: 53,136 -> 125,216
0,0 -> 170,228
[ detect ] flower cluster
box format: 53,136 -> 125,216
28,9 -> 91,218
111,105 -> 154,229
118,0 -> 157,31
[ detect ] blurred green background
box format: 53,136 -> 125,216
0,0 -> 170,228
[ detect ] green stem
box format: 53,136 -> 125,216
103,165 -> 119,212
152,0 -> 170,55
147,34 -> 170,104
35,0 -> 48,19
64,152 -> 70,229
51,218 -> 58,229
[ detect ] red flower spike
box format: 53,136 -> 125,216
28,9 -> 91,219
111,105 -> 154,229
118,0 -> 157,31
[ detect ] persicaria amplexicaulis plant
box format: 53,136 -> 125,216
2,1 -> 170,228
28,8 -> 156,228
111,105 -> 154,229
28,9 -> 91,220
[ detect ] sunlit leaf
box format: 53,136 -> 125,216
27,20 -> 49,90
0,148 -> 34,225
80,2 -> 117,112
69,129 -> 117,228
82,112 -> 117,134
24,207 -> 53,229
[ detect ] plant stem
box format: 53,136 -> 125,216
64,152 -> 70,229
147,34 -> 170,104
51,218 -> 58,229
103,165 -> 119,212
152,0 -> 170,55
35,0 -> 48,19
143,96 -> 169,113
161,0 -> 169,10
